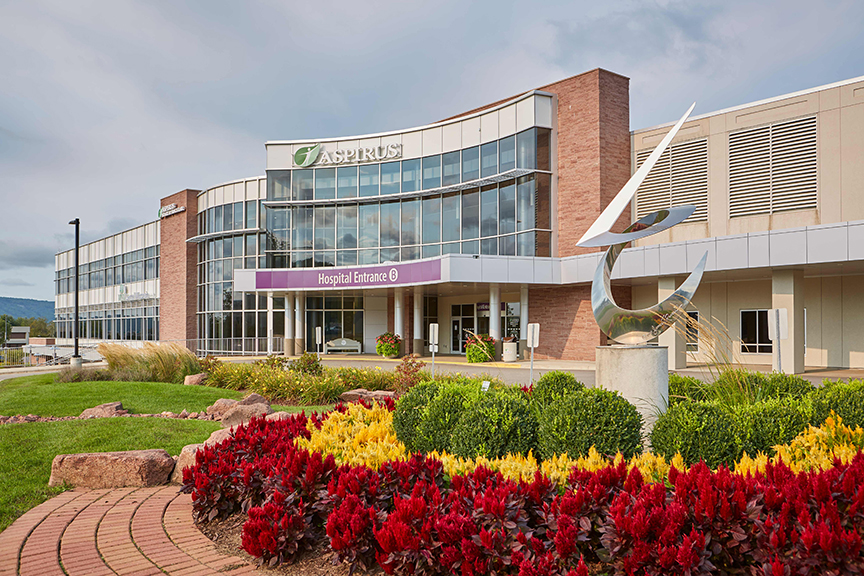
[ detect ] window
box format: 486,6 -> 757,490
442,151 -> 460,186
480,142 -> 497,177
686,311 -> 699,352
380,202 -> 400,247
401,199 -> 420,246
499,136 -> 516,172
269,171 -> 291,200
380,162 -> 400,195
740,310 -> 771,354
422,155 -> 441,189
315,168 -> 336,200
337,166 -> 358,198
422,196 -> 441,244
337,205 -> 357,249
480,185 -> 497,237
462,147 -> 479,182
401,159 -> 421,192
461,189 -> 479,240
442,192 -> 460,242
293,170 -> 314,201
359,164 -> 379,197
516,128 -> 536,169
358,204 -> 379,248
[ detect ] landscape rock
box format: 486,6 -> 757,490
205,427 -> 235,447
169,443 -> 203,484
369,390 -> 396,402
49,449 -> 175,488
188,412 -> 198,419
80,402 -> 128,419
183,373 -> 208,386
265,411 -> 293,422
206,398 -> 238,418
339,388 -> 369,402
239,393 -> 269,407
179,409 -> 189,419
220,403 -> 273,428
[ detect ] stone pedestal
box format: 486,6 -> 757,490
70,357 -> 84,369
595,345 -> 668,438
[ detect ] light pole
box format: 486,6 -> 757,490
68,218 -> 82,368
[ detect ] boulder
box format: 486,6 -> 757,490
265,411 -> 293,422
206,398 -> 238,418
183,373 -> 208,386
339,388 -> 369,403
80,402 -> 128,419
220,403 -> 273,428
205,427 -> 234,447
169,443 -> 203,484
179,409 -> 189,419
49,449 -> 175,488
239,393 -> 269,407
369,390 -> 396,402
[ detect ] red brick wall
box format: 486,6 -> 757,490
159,190 -> 199,342
528,284 -> 631,361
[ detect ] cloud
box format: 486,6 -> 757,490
0,241 -> 56,270
0,278 -> 35,287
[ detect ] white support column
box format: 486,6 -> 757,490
489,283 -> 501,360
658,277 -> 687,370
266,292 -> 274,355
519,284 -> 529,359
413,285 -> 424,356
284,292 -> 294,356
294,292 -> 305,355
394,288 -> 405,356
772,269 -> 805,374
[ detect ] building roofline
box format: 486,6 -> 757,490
632,73 -> 864,135
54,219 -> 160,257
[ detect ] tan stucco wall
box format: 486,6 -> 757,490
631,77 -> 864,245
630,274 -> 864,369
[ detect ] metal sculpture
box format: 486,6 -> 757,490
576,104 -> 707,345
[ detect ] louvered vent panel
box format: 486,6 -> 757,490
635,148 -> 671,220
670,139 -> 708,221
771,116 -> 817,213
729,126 -> 771,217
635,138 -> 708,222
728,116 -> 817,217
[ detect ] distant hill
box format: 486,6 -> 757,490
0,297 -> 54,320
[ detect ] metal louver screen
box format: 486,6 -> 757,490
635,138 -> 708,222
729,116 -> 817,218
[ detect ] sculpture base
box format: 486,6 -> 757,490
595,345 -> 668,442
70,357 -> 84,369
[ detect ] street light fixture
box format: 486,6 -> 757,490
68,218 -> 81,367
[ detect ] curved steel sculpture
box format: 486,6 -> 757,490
576,104 -> 707,345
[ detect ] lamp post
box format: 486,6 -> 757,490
68,218 -> 82,369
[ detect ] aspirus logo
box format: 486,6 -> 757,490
293,143 -> 322,168
293,143 -> 402,167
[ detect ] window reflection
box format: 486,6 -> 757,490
461,189 -> 479,240
380,202 -> 400,246
481,142 -> 497,178
401,159 -> 421,193
337,166 -> 358,199
462,147 -> 479,182
380,162 -> 400,195
315,169 -> 336,200
442,151 -> 460,186
422,155 -> 441,189
359,165 -> 379,197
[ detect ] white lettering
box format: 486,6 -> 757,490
344,149 -> 356,162
305,143 -> 403,167
332,149 -> 344,163
387,143 -> 401,158
319,150 -> 333,165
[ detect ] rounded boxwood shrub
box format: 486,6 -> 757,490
668,373 -> 706,406
650,401 -> 739,468
760,372 -> 815,400
537,388 -> 643,460
414,382 -> 481,454
450,389 -> 539,459
392,381 -> 440,452
733,397 -> 810,457
530,371 -> 584,412
810,379 -> 864,429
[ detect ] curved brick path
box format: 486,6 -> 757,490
0,486 -> 256,576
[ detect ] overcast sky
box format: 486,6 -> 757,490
1,0 -> 863,302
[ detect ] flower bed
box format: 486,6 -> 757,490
376,332 -> 401,357
183,401 -> 864,575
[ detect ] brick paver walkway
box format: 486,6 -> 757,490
0,486 -> 256,575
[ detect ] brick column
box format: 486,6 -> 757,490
159,190 -> 199,346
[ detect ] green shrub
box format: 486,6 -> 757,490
733,397 -> 810,457
810,379 -> 864,429
668,373 -> 706,405
415,382 -> 482,454
537,388 -> 643,460
289,352 -> 323,376
650,401 -> 739,467
297,372 -> 347,404
451,389 -> 539,459
530,371 -> 584,412
54,367 -> 112,383
393,381 -> 441,453
256,355 -> 290,370
760,372 -> 815,400
333,366 -> 396,391
466,333 -> 495,363
375,332 -> 401,357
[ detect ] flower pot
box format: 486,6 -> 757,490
385,354 -> 399,359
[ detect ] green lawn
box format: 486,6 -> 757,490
0,417 -> 220,531
0,374 -> 335,532
0,374 -> 244,417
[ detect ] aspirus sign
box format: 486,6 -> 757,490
158,203 -> 186,219
118,285 -> 154,302
293,142 -> 402,168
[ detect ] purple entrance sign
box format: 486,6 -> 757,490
256,259 -> 442,290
